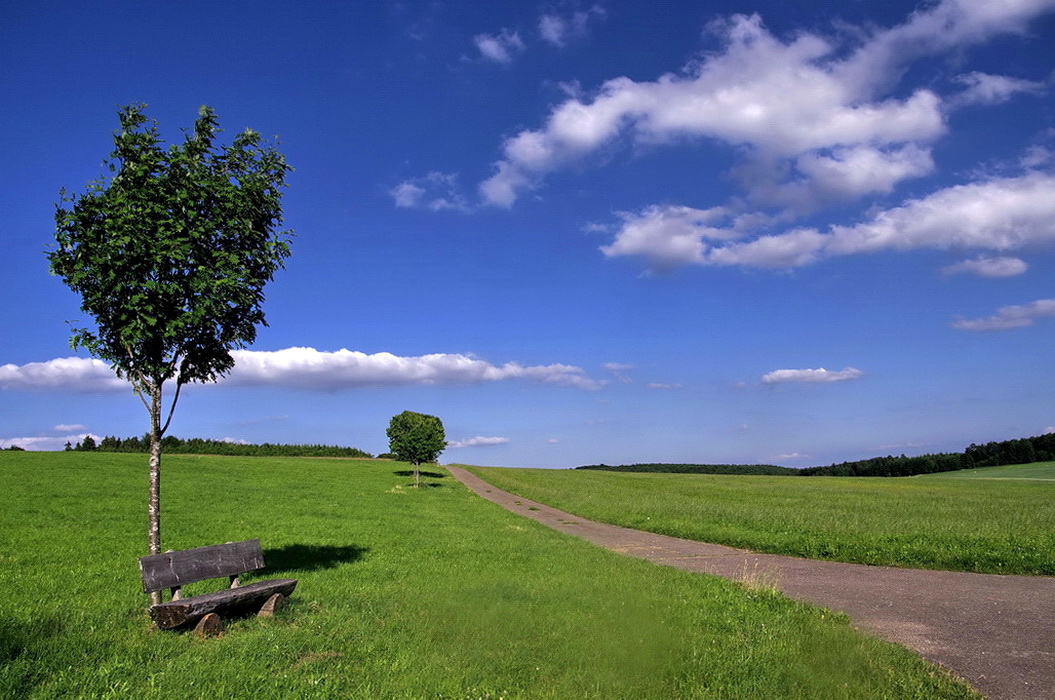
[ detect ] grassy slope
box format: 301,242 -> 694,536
464,465 -> 1055,576
917,461 -> 1055,480
0,452 -> 975,699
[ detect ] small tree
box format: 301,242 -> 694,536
48,104 -> 292,602
386,411 -> 446,487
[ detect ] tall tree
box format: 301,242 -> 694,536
386,411 -> 446,487
49,104 -> 292,601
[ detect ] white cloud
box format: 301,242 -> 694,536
447,436 -> 511,449
474,29 -> 526,64
390,172 -> 470,212
53,423 -> 87,432
602,362 -> 634,383
224,348 -> 603,390
481,2 -> 1034,208
647,382 -> 683,390
950,298 -> 1055,331
0,357 -> 127,392
1,433 -> 99,451
761,367 -> 863,384
950,71 -> 1046,107
538,6 -> 605,47
1,348 -> 603,393
942,256 -> 1029,278
607,172 -> 1055,270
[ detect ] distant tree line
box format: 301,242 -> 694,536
575,463 -> 797,476
68,434 -> 372,458
579,432 -> 1055,478
796,431 -> 1055,477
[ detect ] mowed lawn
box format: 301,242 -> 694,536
0,452 -> 977,699
464,464 -> 1055,576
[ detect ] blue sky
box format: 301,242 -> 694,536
2,0 -> 1054,467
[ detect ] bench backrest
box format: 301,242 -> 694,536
139,540 -> 265,593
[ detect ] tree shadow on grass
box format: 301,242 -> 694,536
393,470 -> 445,479
262,543 -> 369,576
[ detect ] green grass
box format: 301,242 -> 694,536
917,461 -> 1055,481
0,452 -> 976,699
464,464 -> 1055,576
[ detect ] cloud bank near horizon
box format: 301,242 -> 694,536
0,348 -> 604,393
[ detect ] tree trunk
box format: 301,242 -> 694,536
414,461 -> 420,488
148,384 -> 163,606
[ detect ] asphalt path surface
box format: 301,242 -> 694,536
447,466 -> 1055,700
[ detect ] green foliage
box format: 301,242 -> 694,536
0,452 -> 977,699
94,434 -> 371,458
576,463 -> 796,475
466,465 -> 1055,575
48,104 -> 292,396
386,411 -> 445,465
47,103 -> 292,558
799,431 -> 1055,477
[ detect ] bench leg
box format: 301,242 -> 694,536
194,613 -> 224,638
258,593 -> 286,617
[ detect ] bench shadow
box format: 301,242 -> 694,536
393,470 -> 446,479
262,543 -> 369,575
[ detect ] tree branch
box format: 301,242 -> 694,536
159,378 -> 185,438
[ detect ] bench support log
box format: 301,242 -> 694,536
149,579 -> 297,630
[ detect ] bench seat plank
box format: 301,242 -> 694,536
149,578 -> 298,629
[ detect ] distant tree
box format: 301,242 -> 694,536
5,445 -> 26,451
80,435 -> 97,451
48,104 -> 292,602
64,441 -> 73,452
386,411 -> 446,487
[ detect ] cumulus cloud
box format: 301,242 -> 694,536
0,357 -> 127,393
538,5 -> 605,47
474,29 -> 526,64
478,0 -> 1055,208
950,71 -> 1046,107
1,348 -> 603,393
942,256 -> 1029,278
447,436 -> 511,449
761,367 -> 863,384
224,348 -> 603,390
390,172 -> 471,212
606,172 -> 1055,270
950,298 -> 1055,331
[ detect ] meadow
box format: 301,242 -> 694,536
0,452 -> 976,699
917,462 -> 1055,481
465,463 -> 1055,576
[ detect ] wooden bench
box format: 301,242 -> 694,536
139,539 -> 297,635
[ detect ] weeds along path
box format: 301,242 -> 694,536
447,466 -> 1055,700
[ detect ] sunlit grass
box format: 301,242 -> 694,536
917,461 -> 1055,481
0,452 -> 976,698
464,464 -> 1055,575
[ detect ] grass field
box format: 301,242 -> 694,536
917,461 -> 1055,481
0,452 -> 977,699
464,464 -> 1055,576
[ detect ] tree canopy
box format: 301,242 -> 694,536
48,104 -> 292,577
386,411 -> 446,487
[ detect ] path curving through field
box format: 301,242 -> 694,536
448,466 -> 1055,700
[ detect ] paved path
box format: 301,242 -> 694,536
448,466 -> 1055,700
